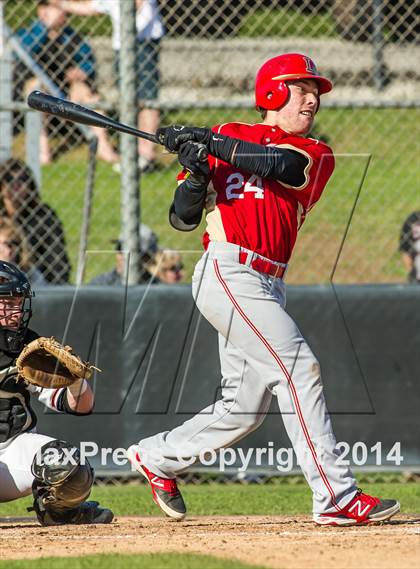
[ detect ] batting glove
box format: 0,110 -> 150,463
157,126 -> 211,152
178,142 -> 210,183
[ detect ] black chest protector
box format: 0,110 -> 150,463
0,329 -> 39,443
0,371 -> 36,443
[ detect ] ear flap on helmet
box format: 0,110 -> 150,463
257,80 -> 290,111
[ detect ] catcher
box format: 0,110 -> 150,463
0,261 -> 113,525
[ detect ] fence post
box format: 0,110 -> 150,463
120,0 -> 140,285
76,137 -> 98,286
0,1 -> 12,163
372,0 -> 386,91
25,111 -> 41,187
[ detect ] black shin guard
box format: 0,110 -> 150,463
30,440 -> 94,526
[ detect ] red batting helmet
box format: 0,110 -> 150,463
255,53 -> 333,111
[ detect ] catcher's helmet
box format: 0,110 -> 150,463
255,53 -> 333,111
0,261 -> 33,353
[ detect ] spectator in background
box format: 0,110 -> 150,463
17,0 -> 118,165
145,249 -> 185,284
0,158 -> 70,284
54,0 -> 165,172
0,218 -> 47,287
399,211 -> 420,283
89,224 -> 160,286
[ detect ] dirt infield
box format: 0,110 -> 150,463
1,515 -> 419,569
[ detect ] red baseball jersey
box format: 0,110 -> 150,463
177,122 -> 335,263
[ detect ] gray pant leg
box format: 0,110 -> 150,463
196,248 -> 356,514
138,335 -> 272,477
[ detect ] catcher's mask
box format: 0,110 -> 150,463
0,261 -> 33,353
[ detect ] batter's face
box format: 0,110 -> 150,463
0,297 -> 24,330
272,79 -> 319,135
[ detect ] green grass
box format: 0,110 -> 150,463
238,8 -> 337,38
1,481 -> 419,518
0,553 -> 267,569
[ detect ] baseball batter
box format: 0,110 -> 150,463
0,261 -> 113,525
127,53 -> 399,526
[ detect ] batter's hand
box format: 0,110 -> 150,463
157,126 -> 211,152
178,142 -> 210,181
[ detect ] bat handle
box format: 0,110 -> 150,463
185,143 -> 208,175
175,141 -> 208,162
197,145 -> 208,162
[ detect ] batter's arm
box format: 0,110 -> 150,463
208,135 -> 309,186
158,126 -> 309,186
169,141 -> 211,231
169,177 -> 208,232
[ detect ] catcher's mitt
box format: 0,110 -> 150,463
16,337 -> 98,389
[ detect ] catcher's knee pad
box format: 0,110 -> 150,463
30,439 -> 94,525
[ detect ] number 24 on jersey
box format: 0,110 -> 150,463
225,173 -> 264,200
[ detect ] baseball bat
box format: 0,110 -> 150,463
27,90 -> 158,144
26,91 -> 208,161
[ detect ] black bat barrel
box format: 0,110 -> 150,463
27,91 -> 158,144
27,91 -> 117,129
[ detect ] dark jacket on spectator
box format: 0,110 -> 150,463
18,203 -> 70,285
0,158 -> 71,285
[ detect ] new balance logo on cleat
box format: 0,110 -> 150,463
126,445 -> 186,521
347,500 -> 371,518
151,476 -> 165,488
313,489 -> 400,526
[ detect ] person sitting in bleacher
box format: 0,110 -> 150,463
0,217 -> 47,288
89,225 -> 184,286
0,158 -> 70,285
144,249 -> 185,285
89,224 -> 160,286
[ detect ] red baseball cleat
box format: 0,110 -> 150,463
314,489 -> 400,526
126,445 -> 186,520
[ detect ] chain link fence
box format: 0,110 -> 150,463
94,470 -> 420,487
1,0 -> 419,286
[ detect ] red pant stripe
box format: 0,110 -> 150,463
213,259 -> 339,511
